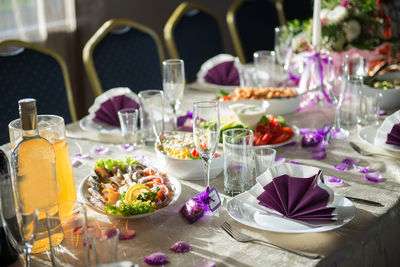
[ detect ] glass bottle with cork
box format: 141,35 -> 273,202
11,98 -> 59,253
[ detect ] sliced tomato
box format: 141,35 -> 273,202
271,133 -> 290,144
220,95 -> 231,101
260,133 -> 271,145
282,127 -> 295,138
191,148 -> 199,158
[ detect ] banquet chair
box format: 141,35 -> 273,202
83,18 -> 164,97
227,0 -> 286,63
164,2 -> 224,82
0,40 -> 77,144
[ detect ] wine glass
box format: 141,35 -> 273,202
326,57 -> 348,135
163,59 -> 185,129
274,25 -> 293,73
193,101 -> 220,188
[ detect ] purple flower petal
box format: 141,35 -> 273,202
341,158 -> 360,166
365,171 -> 383,183
327,176 -> 345,186
144,252 -> 169,265
354,165 -> 371,174
299,128 -> 313,135
311,150 -> 326,160
92,146 -> 109,154
170,241 -> 192,253
301,132 -> 323,147
100,228 -> 119,240
287,160 -> 302,165
379,109 -> 387,116
283,141 -> 297,147
194,260 -> 216,267
334,163 -> 349,171
120,144 -> 135,152
73,226 -> 84,234
274,157 -> 285,163
71,158 -> 82,167
119,228 -> 136,240
332,129 -> 347,140
73,153 -> 91,159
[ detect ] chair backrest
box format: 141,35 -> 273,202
83,18 -> 165,97
0,40 -> 77,144
164,2 -> 224,83
227,0 -> 285,63
284,0 -> 312,22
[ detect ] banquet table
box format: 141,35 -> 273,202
2,86 -> 400,267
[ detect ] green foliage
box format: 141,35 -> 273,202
104,200 -> 155,217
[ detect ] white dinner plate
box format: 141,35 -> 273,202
79,115 -> 121,135
358,125 -> 400,152
78,174 -> 181,219
227,191 -> 356,233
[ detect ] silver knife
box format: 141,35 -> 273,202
345,196 -> 384,207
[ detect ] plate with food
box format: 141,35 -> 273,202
363,72 -> 400,110
78,157 -> 181,218
155,131 -> 224,180
218,87 -> 301,115
217,104 -> 298,148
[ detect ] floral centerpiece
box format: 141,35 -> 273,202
288,0 -> 387,53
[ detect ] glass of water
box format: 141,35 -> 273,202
163,59 -> 185,129
118,108 -> 139,146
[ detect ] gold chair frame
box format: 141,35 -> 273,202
0,39 -> 77,122
226,0 -> 286,63
164,1 -> 223,59
83,18 -> 165,97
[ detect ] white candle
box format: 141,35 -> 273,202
312,0 -> 321,47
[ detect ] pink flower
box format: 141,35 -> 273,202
340,1 -> 351,7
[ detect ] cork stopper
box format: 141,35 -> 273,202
18,98 -> 37,130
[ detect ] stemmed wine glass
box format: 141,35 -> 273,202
326,57 -> 347,135
274,25 -> 293,73
163,59 -> 185,129
193,101 -> 220,188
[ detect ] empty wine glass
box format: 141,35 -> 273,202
274,25 -> 293,73
163,59 -> 185,129
193,101 -> 220,188
326,57 -> 347,135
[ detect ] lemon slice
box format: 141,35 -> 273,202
125,184 -> 150,203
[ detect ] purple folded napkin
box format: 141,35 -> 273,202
386,123 -> 400,146
257,173 -> 335,221
204,61 -> 239,86
93,95 -> 140,127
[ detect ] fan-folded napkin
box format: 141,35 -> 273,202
375,110 -> 400,148
196,54 -> 239,86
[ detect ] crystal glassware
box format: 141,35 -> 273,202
254,147 -> 276,177
253,50 -> 277,87
138,90 -> 165,144
274,26 -> 293,73
163,59 -> 185,129
118,108 -> 139,147
193,101 -> 220,188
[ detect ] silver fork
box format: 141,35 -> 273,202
220,222 -> 321,260
349,142 -> 398,158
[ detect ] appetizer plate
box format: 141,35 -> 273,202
227,191 -> 356,233
362,72 -> 400,110
358,125 -> 400,152
79,114 -> 121,135
78,175 -> 182,219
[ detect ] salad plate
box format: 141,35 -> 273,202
227,191 -> 356,233
78,160 -> 182,219
358,125 -> 400,152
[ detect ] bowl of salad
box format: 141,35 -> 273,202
79,157 -> 181,218
363,72 -> 400,110
155,131 -> 224,180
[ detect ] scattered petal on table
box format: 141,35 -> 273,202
144,252 -> 169,265
354,165 -> 371,174
194,260 -> 216,267
332,129 -> 348,140
73,225 -> 84,234
73,153 -> 91,159
120,144 -> 136,152
71,158 -> 82,167
92,146 -> 109,154
379,109 -> 387,116
341,158 -> 360,165
327,176 -> 345,187
365,171 -> 383,183
334,163 -> 349,171
275,157 -> 285,164
119,228 -> 136,240
170,241 -> 192,253
287,160 -> 302,165
311,149 -> 326,160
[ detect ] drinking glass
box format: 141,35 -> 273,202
327,57 -> 348,134
9,115 -> 76,253
254,147 -> 276,177
0,165 -> 38,267
253,50 -> 277,87
118,108 -> 139,146
193,101 -> 220,188
223,129 -> 254,196
349,55 -> 367,78
359,89 -> 383,126
340,76 -> 363,129
46,201 -> 89,267
274,26 -> 293,73
88,227 -> 120,265
138,90 -> 165,144
163,59 -> 185,129
235,57 -> 258,88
